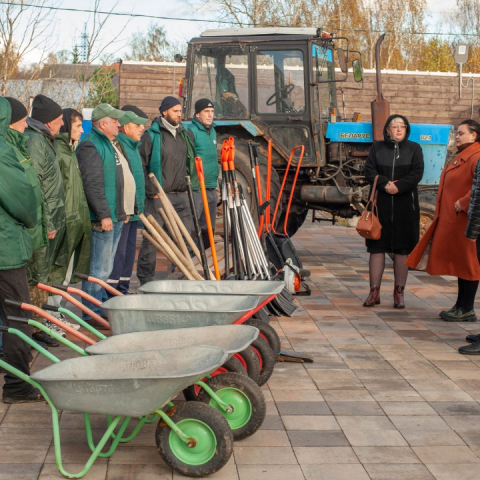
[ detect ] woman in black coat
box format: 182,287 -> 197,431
363,114 -> 424,309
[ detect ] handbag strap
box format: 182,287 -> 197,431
369,175 -> 379,202
365,175 -> 380,211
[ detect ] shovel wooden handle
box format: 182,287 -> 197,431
139,214 -> 196,280
148,174 -> 203,264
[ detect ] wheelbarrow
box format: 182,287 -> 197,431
7,315 -> 267,441
77,274 -> 283,358
36,283 -> 278,386
0,335 -> 234,478
138,279 -> 284,357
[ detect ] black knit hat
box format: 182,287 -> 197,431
31,94 -> 63,124
195,98 -> 214,114
5,97 -> 27,124
159,96 -> 181,114
122,104 -> 148,119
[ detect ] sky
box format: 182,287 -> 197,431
17,0 -> 456,64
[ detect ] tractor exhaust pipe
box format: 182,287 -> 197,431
371,34 -> 390,141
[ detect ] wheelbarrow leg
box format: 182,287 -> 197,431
105,414 -> 148,444
84,414 -> 131,457
53,409 -> 123,478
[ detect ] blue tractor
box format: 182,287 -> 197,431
180,27 -> 454,236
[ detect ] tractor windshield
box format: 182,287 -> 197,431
312,43 -> 336,119
255,50 -> 305,114
189,45 -> 249,119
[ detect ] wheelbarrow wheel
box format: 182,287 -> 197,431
183,357 -> 247,401
156,402 -> 233,477
245,318 -> 281,358
235,347 -> 261,384
251,337 -> 276,386
198,372 -> 266,441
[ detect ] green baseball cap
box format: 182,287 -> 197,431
119,110 -> 149,127
91,103 -> 126,122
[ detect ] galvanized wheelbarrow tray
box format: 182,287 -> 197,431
85,324 -> 258,358
101,294 -> 260,335
31,346 -> 227,417
0,331 -> 234,479
139,280 -> 285,302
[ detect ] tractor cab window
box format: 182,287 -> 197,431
256,50 -> 305,114
312,43 -> 336,119
189,45 -> 249,119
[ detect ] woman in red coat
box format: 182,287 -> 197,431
406,120 -> 480,321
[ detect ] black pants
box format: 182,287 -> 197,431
137,192 -> 194,285
457,241 -> 480,312
0,267 -> 34,396
193,189 -> 218,251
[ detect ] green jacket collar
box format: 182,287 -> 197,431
117,131 -> 141,149
55,132 -> 73,151
7,128 -> 29,157
191,117 -> 216,133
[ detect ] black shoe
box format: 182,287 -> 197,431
459,340 -> 480,355
2,387 -> 44,404
440,306 -> 459,318
32,331 -> 60,347
441,308 -> 477,322
466,333 -> 480,343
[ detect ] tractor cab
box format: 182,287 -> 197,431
183,28 -> 362,168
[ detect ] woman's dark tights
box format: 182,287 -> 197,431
369,253 -> 409,288
456,279 -> 479,312
456,241 -> 480,312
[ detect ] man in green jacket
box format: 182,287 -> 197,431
5,97 -> 60,348
51,108 -> 91,286
25,95 -> 67,275
138,96 -> 198,284
108,105 -> 147,294
0,96 -> 42,404
186,98 -> 219,250
76,104 -> 135,324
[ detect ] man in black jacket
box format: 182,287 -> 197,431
137,96 -> 195,284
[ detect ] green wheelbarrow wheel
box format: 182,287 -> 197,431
156,402 -> 233,477
198,372 -> 266,441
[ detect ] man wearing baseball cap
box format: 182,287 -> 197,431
137,96 -> 198,284
76,103 -> 136,325
107,105 -> 148,295
186,98 -> 219,250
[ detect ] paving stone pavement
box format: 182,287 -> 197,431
2,223 -> 480,479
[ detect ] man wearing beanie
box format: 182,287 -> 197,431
76,103 -> 135,325
137,95 -> 198,284
107,105 -> 148,294
25,95 -> 68,337
186,98 -> 219,250
5,97 -> 59,348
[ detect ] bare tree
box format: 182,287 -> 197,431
0,0 -> 59,97
74,0 -> 129,109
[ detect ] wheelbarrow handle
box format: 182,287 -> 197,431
4,299 -> 23,308
41,304 -> 59,312
52,283 -> 68,292
74,272 -> 89,280
0,326 -> 8,332
6,316 -> 29,324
